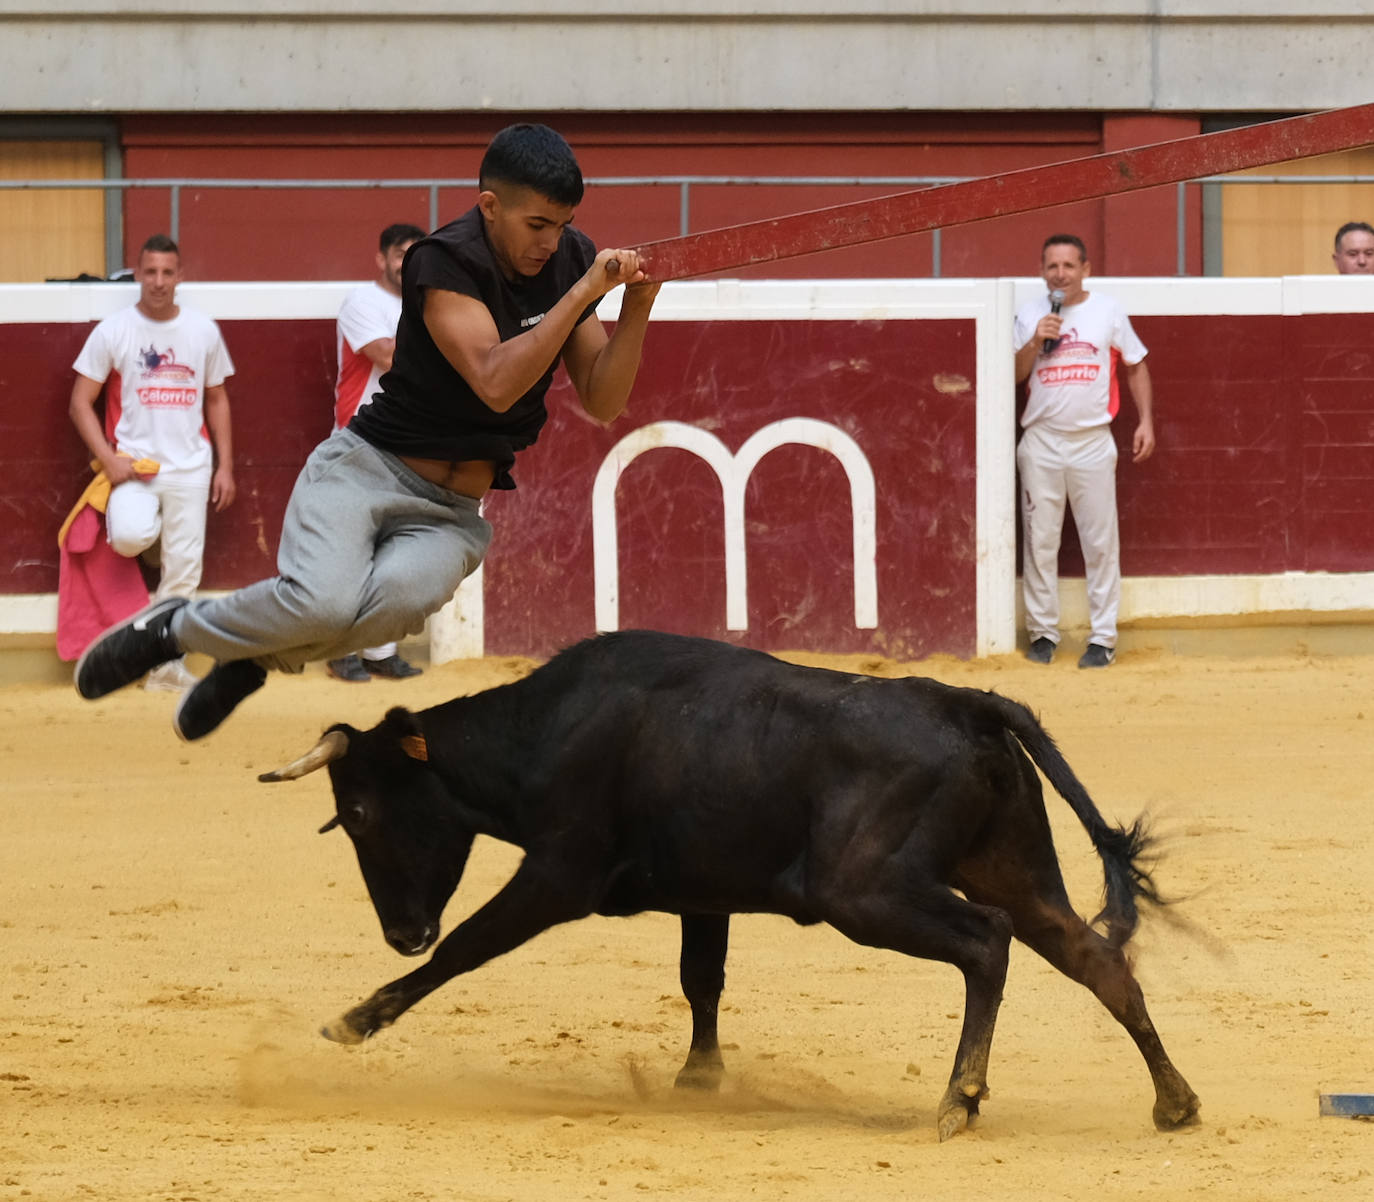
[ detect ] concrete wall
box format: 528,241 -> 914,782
2,2 -> 1370,113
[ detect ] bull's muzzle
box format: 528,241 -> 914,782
385,923 -> 438,957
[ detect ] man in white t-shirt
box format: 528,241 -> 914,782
326,223 -> 427,684
68,234 -> 236,693
1013,234 -> 1155,669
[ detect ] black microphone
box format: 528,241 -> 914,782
1042,289 -> 1065,354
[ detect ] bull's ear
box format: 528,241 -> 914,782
380,707 -> 428,762
381,706 -> 423,735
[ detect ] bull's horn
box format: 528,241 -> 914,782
258,730 -> 349,782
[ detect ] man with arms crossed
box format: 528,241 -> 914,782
68,233 -> 236,693
76,123 -> 661,739
1014,233 -> 1154,669
327,222 -> 427,684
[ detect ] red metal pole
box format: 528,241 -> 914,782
633,104 -> 1374,281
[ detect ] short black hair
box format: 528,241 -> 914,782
479,124 -> 584,208
1334,221 -> 1374,250
140,233 -> 179,258
1042,233 -> 1088,262
380,223 -> 425,253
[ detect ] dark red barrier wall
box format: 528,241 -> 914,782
7,309 -> 1374,657
482,319 -> 978,658
3,319 -> 336,597
1058,313 -> 1374,579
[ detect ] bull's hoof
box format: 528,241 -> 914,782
937,1081 -> 987,1142
320,1014 -> 369,1045
1153,1091 -> 1201,1131
937,1104 -> 969,1142
674,1061 -> 724,1092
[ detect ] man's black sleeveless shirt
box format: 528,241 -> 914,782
350,205 -> 597,490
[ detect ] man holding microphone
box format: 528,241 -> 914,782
1013,234 -> 1155,669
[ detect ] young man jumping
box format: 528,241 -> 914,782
75,123 -> 661,739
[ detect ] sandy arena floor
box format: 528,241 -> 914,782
3,641 -> 1373,1200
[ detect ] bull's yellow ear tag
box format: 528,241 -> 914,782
400,734 -> 429,762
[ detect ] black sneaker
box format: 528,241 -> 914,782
1025,636 -> 1056,665
327,654 -> 371,683
174,660 -> 268,742
75,597 -> 187,700
1078,643 -> 1116,669
364,654 -> 423,679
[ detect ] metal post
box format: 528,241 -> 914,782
1176,182 -> 1187,275
932,228 -> 942,278
679,181 -> 690,238
102,138 -> 123,277
1202,181 -> 1223,277
169,184 -> 180,243
429,184 -> 439,233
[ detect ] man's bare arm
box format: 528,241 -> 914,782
422,248 -> 647,413
69,373 -> 140,485
560,281 -> 662,423
359,337 -> 396,373
203,383 -> 236,510
1125,358 -> 1156,463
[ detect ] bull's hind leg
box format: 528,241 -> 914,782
970,881 -> 1200,1132
1022,901 -> 1198,1130
820,885 -> 1015,1141
675,914 -> 730,1090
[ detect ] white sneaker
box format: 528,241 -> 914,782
144,657 -> 199,694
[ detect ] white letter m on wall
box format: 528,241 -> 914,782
592,418 -> 878,634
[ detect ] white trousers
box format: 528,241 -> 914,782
104,474 -> 209,602
1016,423 -> 1120,648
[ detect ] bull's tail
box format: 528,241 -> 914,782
982,690 -> 1163,948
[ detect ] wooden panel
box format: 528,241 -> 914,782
1222,148 -> 1374,276
0,142 -> 106,282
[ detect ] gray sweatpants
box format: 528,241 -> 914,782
172,428 -> 492,674
1016,422 -> 1120,648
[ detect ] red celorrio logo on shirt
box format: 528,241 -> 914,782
136,345 -> 198,407
1036,328 -> 1100,387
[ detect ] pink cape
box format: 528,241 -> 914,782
56,503 -> 149,662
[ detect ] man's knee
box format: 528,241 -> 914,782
107,525 -> 159,558
286,585 -> 362,637
106,491 -> 162,557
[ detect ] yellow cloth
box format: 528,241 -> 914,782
57,455 -> 161,549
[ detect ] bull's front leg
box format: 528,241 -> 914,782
323,862 -> 594,1044
674,914 -> 730,1090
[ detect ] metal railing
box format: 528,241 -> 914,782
3,172 -> 1373,278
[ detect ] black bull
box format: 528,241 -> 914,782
261,630 -> 1199,1140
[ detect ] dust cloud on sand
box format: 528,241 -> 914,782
3,644 -> 1372,1200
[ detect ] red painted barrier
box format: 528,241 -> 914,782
6,291 -> 1374,657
